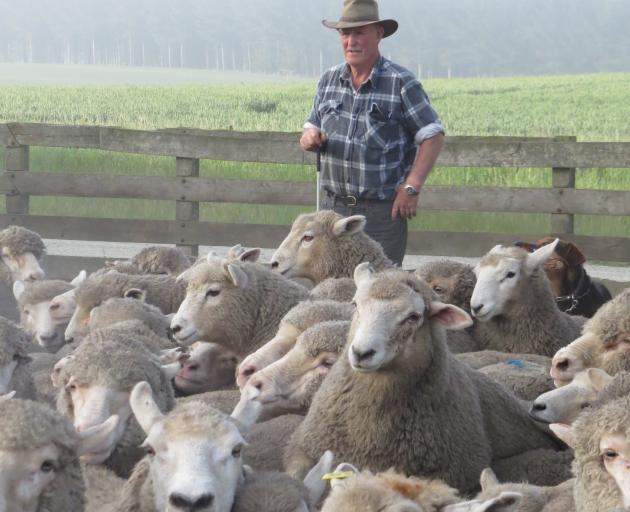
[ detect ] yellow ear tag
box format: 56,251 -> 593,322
322,471 -> 355,481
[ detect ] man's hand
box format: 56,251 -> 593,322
391,186 -> 420,220
300,127 -> 324,152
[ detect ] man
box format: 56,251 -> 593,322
300,0 -> 444,266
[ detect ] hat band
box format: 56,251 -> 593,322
339,16 -> 381,23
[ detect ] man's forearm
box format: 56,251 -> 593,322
405,134 -> 444,189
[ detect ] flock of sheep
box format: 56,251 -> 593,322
0,209 -> 628,512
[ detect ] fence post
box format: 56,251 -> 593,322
5,144 -> 30,219
175,157 -> 200,258
551,136 -> 577,237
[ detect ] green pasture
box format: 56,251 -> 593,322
1,69 -> 629,238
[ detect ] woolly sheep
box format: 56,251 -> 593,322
474,468 -> 574,512
456,351 -> 552,370
479,360 -> 554,401
65,270 -> 186,342
285,264 -> 560,493
170,253 -> 309,352
0,315 -> 36,399
0,398 -> 86,511
320,464 -> 523,512
550,288 -> 630,386
237,299 -> 354,388
470,241 -> 584,357
128,245 -> 191,275
0,225 -> 45,285
415,259 -> 477,312
248,320 -> 350,418
308,276 -> 357,302
489,449 -> 574,488
55,328 -> 176,477
13,279 -> 74,352
173,341 -> 239,395
117,381 -> 328,512
529,368 -> 614,425
551,396 -> 630,511
270,211 -> 393,283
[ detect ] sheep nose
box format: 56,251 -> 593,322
270,260 -> 279,269
65,335 -> 74,343
169,492 -> 214,510
352,347 -> 376,363
39,333 -> 57,344
531,402 -> 546,412
26,270 -> 44,281
170,324 -> 182,334
471,304 -> 484,315
250,377 -> 264,391
553,357 -> 570,371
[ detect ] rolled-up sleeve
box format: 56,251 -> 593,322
401,79 -> 445,144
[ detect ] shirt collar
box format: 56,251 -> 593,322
339,54 -> 385,90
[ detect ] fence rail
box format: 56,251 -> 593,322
2,122 -> 630,268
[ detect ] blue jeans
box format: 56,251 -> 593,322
320,194 -> 407,266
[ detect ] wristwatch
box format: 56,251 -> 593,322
404,184 -> 420,196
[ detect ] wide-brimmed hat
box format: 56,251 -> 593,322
322,0 -> 398,38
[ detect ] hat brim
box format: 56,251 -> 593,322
322,18 -> 398,38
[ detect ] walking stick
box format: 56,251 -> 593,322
316,131 -> 328,212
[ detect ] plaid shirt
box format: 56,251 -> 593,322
306,55 -> 443,200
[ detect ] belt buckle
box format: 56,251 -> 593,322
344,195 -> 357,207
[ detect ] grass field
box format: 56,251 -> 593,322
0,65 -> 629,238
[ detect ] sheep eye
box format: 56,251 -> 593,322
205,289 -> 220,298
49,304 -> 60,311
432,285 -> 444,293
603,449 -> 619,460
67,383 -> 77,392
405,313 -> 421,323
231,445 -> 243,457
319,359 -> 334,369
40,460 -> 55,473
300,234 -> 314,243
580,402 -> 590,409
145,445 -> 156,457
505,271 -> 516,279
23,309 -> 30,316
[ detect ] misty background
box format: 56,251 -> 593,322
1,0 -> 629,79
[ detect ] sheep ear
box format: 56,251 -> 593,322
160,361 -> 181,380
77,415 -> 120,456
237,248 -> 261,263
549,423 -> 576,448
123,288 -> 146,301
353,261 -> 375,287
332,215 -> 366,237
525,238 -> 559,271
429,301 -> 473,330
230,393 -> 262,436
443,492 -> 522,512
12,280 -> 25,300
205,250 -> 219,264
70,270 -> 87,287
329,462 -> 359,490
223,263 -> 249,289
130,381 -> 165,434
303,450 -> 334,507
586,368 -> 613,392
0,391 -> 16,401
480,468 -> 499,491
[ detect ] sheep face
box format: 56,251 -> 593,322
22,300 -> 66,351
550,332 -> 599,385
348,264 -> 471,372
0,443 -> 60,512
170,258 -> 249,346
174,342 -> 238,395
49,288 -> 78,325
600,433 -> 630,508
0,247 -> 44,283
270,211 -> 367,282
471,242 -> 557,321
529,368 -> 612,424
131,382 -> 247,512
247,322 -> 347,415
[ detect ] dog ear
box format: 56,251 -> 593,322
514,241 -> 536,253
560,242 -> 586,267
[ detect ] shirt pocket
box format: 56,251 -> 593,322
318,99 -> 343,135
365,102 -> 399,150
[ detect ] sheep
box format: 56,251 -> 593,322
308,276 -> 357,302
65,270 -> 186,342
456,351 -> 552,370
173,341 -> 239,396
117,245 -> 191,276
478,360 -> 554,401
285,263 -> 560,493
470,240 -> 585,357
319,464 -> 524,512
551,395 -> 630,511
117,381 -> 329,512
550,288 -> 630,386
270,210 -> 393,283
0,398 -> 130,512
55,328 -> 176,477
529,368 -> 614,425
0,225 -> 45,285
247,320 -> 350,418
0,315 -> 36,399
474,468 -> 574,512
415,259 -> 477,312
237,299 -> 354,388
170,252 -> 310,352
13,279 -> 74,352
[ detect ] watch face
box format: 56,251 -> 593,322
405,185 -> 418,196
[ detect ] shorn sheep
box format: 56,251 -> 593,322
170,252 -> 309,353
550,288 -> 630,386
0,226 -> 45,285
108,245 -> 191,276
173,341 -> 239,395
270,211 -> 392,283
285,263 -> 559,493
471,240 -> 584,357
117,381 -> 331,512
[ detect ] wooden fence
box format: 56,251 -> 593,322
2,122 -> 630,275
